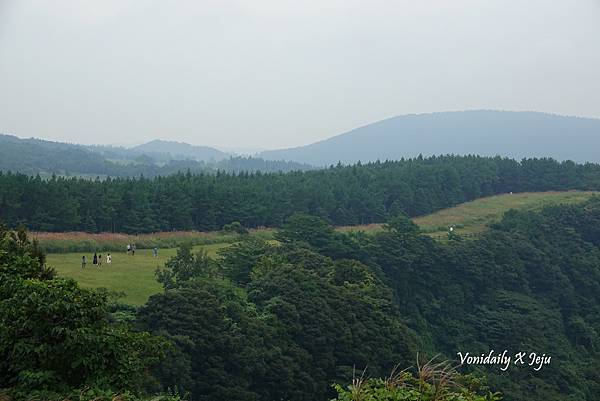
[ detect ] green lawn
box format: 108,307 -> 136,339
47,191 -> 597,305
413,190 -> 597,238
336,191 -> 597,238
47,243 -> 227,306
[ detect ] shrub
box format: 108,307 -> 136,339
333,359 -> 502,401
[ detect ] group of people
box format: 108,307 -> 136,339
127,243 -> 159,258
80,245 -> 159,269
126,243 -> 136,255
81,252 -> 112,268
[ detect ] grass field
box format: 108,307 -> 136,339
47,243 -> 227,305
46,191 -> 597,305
414,190 -> 596,237
340,191 -> 597,238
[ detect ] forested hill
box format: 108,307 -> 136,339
259,111 -> 600,165
2,155 -> 600,233
130,139 -> 229,161
0,134 -> 311,177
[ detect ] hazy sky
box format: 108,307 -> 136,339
1,0 -> 599,150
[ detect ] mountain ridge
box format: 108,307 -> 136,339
259,110 -> 600,165
0,134 -> 313,176
131,139 -> 229,161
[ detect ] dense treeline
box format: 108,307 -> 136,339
366,202 -> 600,401
2,155 -> 600,233
0,225 -> 497,401
136,198 -> 600,401
141,245 -> 416,400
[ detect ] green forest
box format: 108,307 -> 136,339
3,194 -> 600,400
2,155 -> 600,233
3,1 -> 598,400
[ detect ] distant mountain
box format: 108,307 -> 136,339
259,110 -> 600,165
0,135 -> 114,177
0,135 -> 313,177
131,139 -> 228,162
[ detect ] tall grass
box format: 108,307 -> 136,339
33,229 -> 275,253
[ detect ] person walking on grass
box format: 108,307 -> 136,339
153,247 -> 158,258
132,243 -> 136,256
107,253 -> 112,264
81,255 -> 86,269
93,252 -> 98,266
98,254 -> 102,267
127,244 -> 131,255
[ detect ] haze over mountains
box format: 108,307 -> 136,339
3,110 -> 600,177
0,135 -> 311,177
259,110 -> 600,165
131,140 -> 229,162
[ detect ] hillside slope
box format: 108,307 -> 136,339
0,134 -> 114,177
0,134 -> 311,176
341,191 -> 597,237
131,139 -> 229,161
259,110 -> 600,165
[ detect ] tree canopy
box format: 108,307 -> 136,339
2,155 -> 600,233
0,226 -> 171,401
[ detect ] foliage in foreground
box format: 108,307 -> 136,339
139,233 -> 415,400
6,194 -> 600,400
333,359 -> 501,401
0,226 -> 172,401
143,198 -> 600,401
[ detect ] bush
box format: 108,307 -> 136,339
0,226 -> 171,400
221,221 -> 249,235
333,360 -> 502,401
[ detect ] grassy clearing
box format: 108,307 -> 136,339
46,243 -> 227,305
46,191 -> 597,304
336,191 -> 597,238
413,190 -> 597,238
